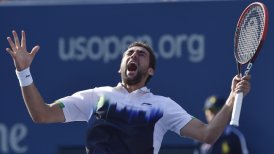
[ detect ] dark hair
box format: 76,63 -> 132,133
127,41 -> 156,84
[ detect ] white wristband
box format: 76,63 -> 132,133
16,67 -> 33,87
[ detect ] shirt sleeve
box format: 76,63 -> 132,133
160,98 -> 193,136
58,89 -> 98,122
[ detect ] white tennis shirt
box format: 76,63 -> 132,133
58,83 -> 193,154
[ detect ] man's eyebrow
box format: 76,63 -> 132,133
125,49 -> 147,54
136,49 -> 148,54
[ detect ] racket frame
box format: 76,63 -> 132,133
230,2 -> 268,126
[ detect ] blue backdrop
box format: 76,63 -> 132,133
1,0 -> 273,153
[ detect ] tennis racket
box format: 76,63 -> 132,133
230,2 -> 268,126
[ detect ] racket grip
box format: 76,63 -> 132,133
230,92 -> 243,126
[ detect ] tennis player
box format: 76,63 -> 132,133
6,30 -> 251,154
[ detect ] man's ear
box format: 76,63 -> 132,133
118,69 -> 121,73
148,68 -> 154,76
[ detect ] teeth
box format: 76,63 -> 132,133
129,61 -> 136,64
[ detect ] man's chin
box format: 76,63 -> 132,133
126,71 -> 137,78
122,71 -> 143,85
124,77 -> 142,85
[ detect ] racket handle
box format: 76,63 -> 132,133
230,92 -> 243,126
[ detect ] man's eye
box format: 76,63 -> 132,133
139,52 -> 146,56
127,51 -> 133,56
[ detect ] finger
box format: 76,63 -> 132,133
239,84 -> 249,93
242,75 -> 251,81
237,80 -> 250,89
233,75 -> 241,84
242,85 -> 251,96
30,45 -> 40,58
242,80 -> 250,85
235,86 -> 243,93
21,30 -> 26,48
7,37 -> 16,51
12,30 -> 20,48
243,85 -> 251,92
236,74 -> 242,80
6,48 -> 15,57
237,80 -> 249,88
235,73 -> 243,79
233,74 -> 241,80
240,77 -> 251,86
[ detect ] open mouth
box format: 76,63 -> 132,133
127,62 -> 137,72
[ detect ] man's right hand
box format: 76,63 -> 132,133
6,30 -> 40,71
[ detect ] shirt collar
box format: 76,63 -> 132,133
116,82 -> 150,93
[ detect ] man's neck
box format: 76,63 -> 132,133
121,82 -> 146,93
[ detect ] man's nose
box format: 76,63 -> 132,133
130,51 -> 138,59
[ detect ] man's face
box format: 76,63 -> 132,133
119,46 -> 153,85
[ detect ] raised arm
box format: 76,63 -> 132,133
6,30 -> 65,123
180,75 -> 251,144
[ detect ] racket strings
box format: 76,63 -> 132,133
236,5 -> 265,63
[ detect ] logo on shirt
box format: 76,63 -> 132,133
141,102 -> 152,106
95,96 -> 163,124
